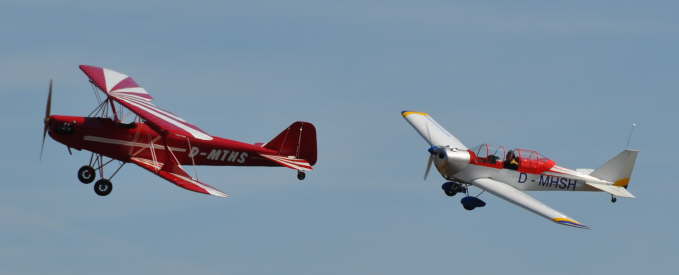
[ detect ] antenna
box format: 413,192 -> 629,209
625,123 -> 637,148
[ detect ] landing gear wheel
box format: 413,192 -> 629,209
77,165 -> 95,184
441,182 -> 457,197
94,179 -> 113,196
461,196 -> 486,211
611,196 -> 617,203
297,171 -> 306,180
463,204 -> 476,211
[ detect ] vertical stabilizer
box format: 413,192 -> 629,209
263,121 -> 317,165
590,150 -> 639,188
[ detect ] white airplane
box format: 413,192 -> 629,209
401,111 -> 639,229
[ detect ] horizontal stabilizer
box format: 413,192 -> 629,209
585,182 -> 635,198
576,168 -> 594,174
259,154 -> 313,171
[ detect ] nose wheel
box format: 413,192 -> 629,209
441,182 -> 467,197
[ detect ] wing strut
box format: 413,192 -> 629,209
185,136 -> 199,180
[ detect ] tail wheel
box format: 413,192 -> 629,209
297,171 -> 306,180
77,165 -> 96,184
94,179 -> 113,196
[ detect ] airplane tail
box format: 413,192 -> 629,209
590,149 -> 639,189
263,121 -> 317,166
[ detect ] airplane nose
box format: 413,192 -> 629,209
443,149 -> 470,174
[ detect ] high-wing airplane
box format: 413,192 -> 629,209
401,111 -> 639,229
41,65 -> 317,197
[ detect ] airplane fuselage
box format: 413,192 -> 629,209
47,115 -> 281,167
433,149 -> 601,192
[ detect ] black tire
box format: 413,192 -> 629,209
77,165 -> 96,184
463,204 -> 475,211
94,179 -> 112,196
297,171 -> 306,180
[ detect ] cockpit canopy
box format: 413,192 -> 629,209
470,144 -> 555,173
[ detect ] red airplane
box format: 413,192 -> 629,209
41,65 -> 317,198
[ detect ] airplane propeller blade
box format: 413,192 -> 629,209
424,154 -> 433,180
40,79 -> 52,159
424,145 -> 446,181
423,123 -> 434,180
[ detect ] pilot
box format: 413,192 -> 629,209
505,150 -> 519,170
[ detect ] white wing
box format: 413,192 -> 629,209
471,178 -> 589,229
401,111 -> 467,149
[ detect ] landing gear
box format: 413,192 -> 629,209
441,182 -> 466,197
77,165 -> 95,184
94,179 -> 113,196
461,196 -> 486,211
611,196 -> 617,203
297,171 -> 306,180
77,153 -> 125,197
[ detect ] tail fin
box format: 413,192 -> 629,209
590,150 -> 639,189
263,121 -> 317,165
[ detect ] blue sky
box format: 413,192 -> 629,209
1,1 -> 677,274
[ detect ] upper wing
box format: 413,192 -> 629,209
401,111 -> 467,149
471,178 -> 589,229
79,65 -> 213,140
130,157 -> 229,198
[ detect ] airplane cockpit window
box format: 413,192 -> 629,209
472,145 -> 555,171
472,144 -> 507,164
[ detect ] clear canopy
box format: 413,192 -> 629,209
471,144 -> 551,163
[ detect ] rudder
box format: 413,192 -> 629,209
590,149 -> 639,189
263,121 -> 317,165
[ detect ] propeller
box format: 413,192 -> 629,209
423,123 -> 446,180
424,146 -> 445,180
40,79 -> 52,159
424,149 -> 434,180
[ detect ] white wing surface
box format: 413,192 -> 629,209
471,178 -> 589,229
401,111 -> 467,149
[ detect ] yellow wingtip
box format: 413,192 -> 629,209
552,218 -> 590,229
401,111 -> 429,117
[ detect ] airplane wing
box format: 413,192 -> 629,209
401,111 -> 467,150
130,157 -> 229,198
79,65 -> 213,141
471,178 -> 589,229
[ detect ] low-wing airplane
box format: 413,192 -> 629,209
401,111 -> 639,229
41,65 -> 317,197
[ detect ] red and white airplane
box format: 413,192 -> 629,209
41,65 -> 317,198
402,111 -> 639,229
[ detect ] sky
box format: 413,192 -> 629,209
1,0 -> 678,274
